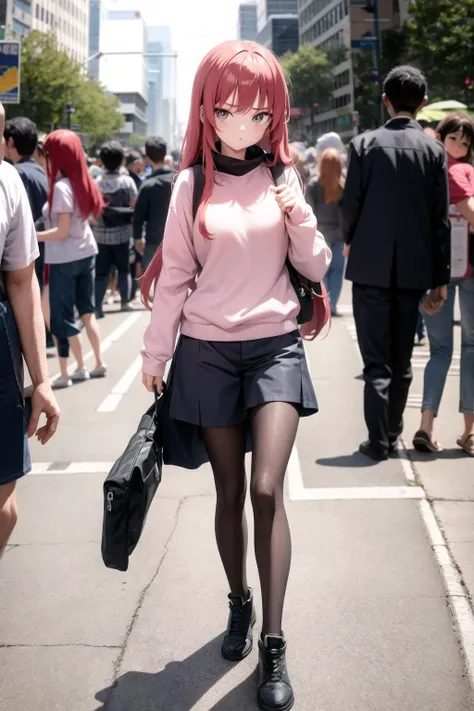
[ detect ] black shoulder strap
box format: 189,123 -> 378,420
191,164 -> 205,222
270,163 -> 287,186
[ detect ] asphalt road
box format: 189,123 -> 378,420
1,288 -> 473,711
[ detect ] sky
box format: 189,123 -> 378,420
136,0 -> 243,125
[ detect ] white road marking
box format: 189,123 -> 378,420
395,440 -> 417,485
31,462 -> 114,475
287,446 -> 305,500
418,499 -> 474,690
50,312 -> 142,383
343,307 -> 474,690
97,355 -> 143,412
290,486 -> 425,501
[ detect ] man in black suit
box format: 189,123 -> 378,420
341,66 -> 451,461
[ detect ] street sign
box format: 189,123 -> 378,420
0,41 -> 21,104
351,37 -> 377,50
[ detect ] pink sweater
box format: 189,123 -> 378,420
141,164 -> 332,377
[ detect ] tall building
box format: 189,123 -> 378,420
1,0 -> 33,41
89,0 -> 110,79
98,8 -> 148,137
298,0 -> 402,140
32,0 -> 89,63
147,25 -> 176,147
256,0 -> 299,56
238,1 -> 257,41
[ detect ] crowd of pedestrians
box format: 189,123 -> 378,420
0,35 -> 473,711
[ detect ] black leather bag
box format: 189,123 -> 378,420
101,388 -> 164,571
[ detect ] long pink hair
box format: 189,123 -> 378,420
141,40 -> 292,309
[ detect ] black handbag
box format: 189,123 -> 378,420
101,387 -> 164,571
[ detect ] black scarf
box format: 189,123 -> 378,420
204,144 -> 272,176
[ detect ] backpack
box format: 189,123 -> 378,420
101,205 -> 134,229
190,163 -> 330,340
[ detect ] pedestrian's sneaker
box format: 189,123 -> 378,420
71,368 -> 90,383
52,375 -> 73,389
120,302 -> 136,312
257,635 -> 294,711
90,364 -> 107,378
221,588 -> 256,661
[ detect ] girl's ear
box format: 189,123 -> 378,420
200,105 -> 204,124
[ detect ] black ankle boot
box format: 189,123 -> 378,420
257,634 -> 294,711
221,588 -> 256,661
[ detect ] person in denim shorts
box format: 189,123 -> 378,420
37,130 -> 108,389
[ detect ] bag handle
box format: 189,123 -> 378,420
153,383 -> 166,420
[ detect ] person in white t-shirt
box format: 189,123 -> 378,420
0,102 -> 60,559
37,130 -> 107,388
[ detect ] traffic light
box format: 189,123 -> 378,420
368,69 -> 379,84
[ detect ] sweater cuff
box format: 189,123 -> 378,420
141,351 -> 166,378
287,200 -> 308,226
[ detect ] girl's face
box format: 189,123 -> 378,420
213,92 -> 272,154
444,128 -> 471,161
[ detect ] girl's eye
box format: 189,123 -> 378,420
215,109 -> 230,121
253,112 -> 270,124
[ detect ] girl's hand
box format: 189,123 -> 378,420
142,373 -> 163,394
343,243 -> 351,259
271,184 -> 299,214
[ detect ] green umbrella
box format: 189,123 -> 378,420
417,100 -> 474,123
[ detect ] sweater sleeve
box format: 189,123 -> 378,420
285,168 -> 332,282
141,169 -> 199,377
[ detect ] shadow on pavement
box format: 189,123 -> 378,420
316,452 -> 379,468
406,447 -> 469,462
94,634 -> 258,711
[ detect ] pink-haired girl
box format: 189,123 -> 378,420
140,40 -> 331,711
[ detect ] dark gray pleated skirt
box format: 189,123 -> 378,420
170,331 -> 318,427
160,331 -> 318,469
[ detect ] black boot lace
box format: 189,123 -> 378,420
228,600 -> 247,637
263,649 -> 284,683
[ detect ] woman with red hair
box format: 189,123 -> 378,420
140,40 -> 331,710
37,130 -> 107,388
307,148 -> 346,316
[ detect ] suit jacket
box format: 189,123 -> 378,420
340,117 -> 451,290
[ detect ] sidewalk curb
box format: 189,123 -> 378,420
399,440 -> 474,692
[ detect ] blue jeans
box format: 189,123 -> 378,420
49,256 -> 96,359
422,276 -> 474,415
323,240 -> 345,314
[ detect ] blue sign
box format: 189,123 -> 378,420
0,41 -> 21,104
351,37 -> 377,50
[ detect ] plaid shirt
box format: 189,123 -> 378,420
93,173 -> 137,246
93,222 -> 133,246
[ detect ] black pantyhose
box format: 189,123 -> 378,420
202,402 -> 300,637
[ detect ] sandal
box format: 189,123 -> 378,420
413,430 -> 442,453
457,434 -> 474,457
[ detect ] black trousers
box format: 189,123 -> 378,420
352,283 -> 425,455
95,242 -> 131,311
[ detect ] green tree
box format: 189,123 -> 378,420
75,79 -> 124,148
280,45 -> 334,142
353,26 -> 410,131
407,0 -> 474,103
10,31 -> 82,129
7,30 -> 124,142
